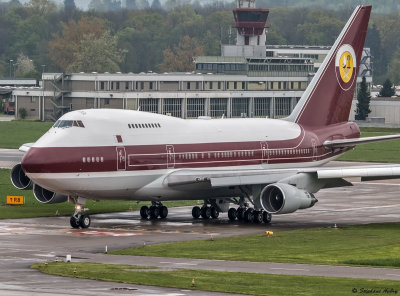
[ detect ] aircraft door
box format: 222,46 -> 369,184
260,141 -> 268,164
166,145 -> 175,169
311,139 -> 317,161
116,147 -> 126,171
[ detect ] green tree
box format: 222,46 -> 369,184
126,0 -> 137,9
25,0 -> 56,16
355,76 -> 371,120
49,17 -> 107,70
67,32 -> 125,73
151,0 -> 162,10
389,47 -> 400,85
118,11 -> 168,72
379,79 -> 395,97
158,35 -> 204,72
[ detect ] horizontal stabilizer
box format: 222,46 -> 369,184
323,134 -> 400,148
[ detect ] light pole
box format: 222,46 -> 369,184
41,64 -> 46,74
9,59 -> 13,78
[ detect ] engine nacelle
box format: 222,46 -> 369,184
260,183 -> 317,214
33,184 -> 68,204
10,163 -> 32,190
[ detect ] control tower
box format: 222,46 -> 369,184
222,0 -> 269,58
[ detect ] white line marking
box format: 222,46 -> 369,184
270,267 -> 308,271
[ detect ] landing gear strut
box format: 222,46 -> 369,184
69,197 -> 91,229
140,202 -> 168,220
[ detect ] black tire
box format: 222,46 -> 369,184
159,206 -> 168,219
244,208 -> 254,222
253,211 -> 263,224
201,207 -> 211,219
140,206 -> 149,219
192,206 -> 201,219
228,208 -> 237,221
262,211 -> 272,224
210,206 -> 219,219
149,206 -> 159,219
70,216 -> 80,229
79,214 -> 91,229
236,208 -> 245,221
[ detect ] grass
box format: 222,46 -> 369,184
110,223 -> 400,269
0,121 -> 53,149
31,262 -> 400,296
0,168 -> 198,219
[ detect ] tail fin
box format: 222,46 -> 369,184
285,5 -> 371,126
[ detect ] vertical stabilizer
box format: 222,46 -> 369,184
285,6 -> 371,126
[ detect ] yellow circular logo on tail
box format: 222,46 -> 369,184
339,51 -> 354,83
335,44 -> 356,90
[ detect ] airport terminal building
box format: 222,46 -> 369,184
10,0 -> 372,122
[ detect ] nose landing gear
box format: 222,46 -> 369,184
69,197 -> 91,229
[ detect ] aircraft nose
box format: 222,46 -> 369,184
21,147 -> 47,174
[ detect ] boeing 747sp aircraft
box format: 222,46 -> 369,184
10,5 -> 400,229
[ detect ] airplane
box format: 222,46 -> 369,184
10,5 -> 400,229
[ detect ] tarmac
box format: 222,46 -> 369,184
1,149 -> 400,295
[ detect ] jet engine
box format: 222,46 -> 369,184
10,163 -> 32,190
33,184 -> 68,204
260,183 -> 317,214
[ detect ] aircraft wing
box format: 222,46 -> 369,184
19,143 -> 34,153
165,164 -> 400,188
323,134 -> 400,148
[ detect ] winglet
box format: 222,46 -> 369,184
285,6 -> 371,126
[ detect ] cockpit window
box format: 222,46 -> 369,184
53,120 -> 85,128
58,120 -> 73,128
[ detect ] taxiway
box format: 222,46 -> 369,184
1,150 -> 400,295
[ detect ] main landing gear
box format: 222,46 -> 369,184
140,202 -> 168,220
69,197 -> 91,229
191,205 -> 220,219
227,207 -> 271,224
191,198 -> 272,225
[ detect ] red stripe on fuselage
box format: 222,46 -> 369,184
21,123 -> 359,174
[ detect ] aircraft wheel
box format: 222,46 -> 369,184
253,211 -> 263,224
192,206 -> 201,219
236,208 -> 245,221
210,206 -> 219,219
201,206 -> 211,219
228,208 -> 237,221
244,208 -> 254,222
262,211 -> 272,224
140,206 -> 149,219
79,214 -> 91,229
159,206 -> 168,219
149,206 -> 159,219
70,216 -> 80,229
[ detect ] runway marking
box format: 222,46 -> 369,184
270,267 -> 309,271
386,274 -> 400,277
71,231 -> 143,237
